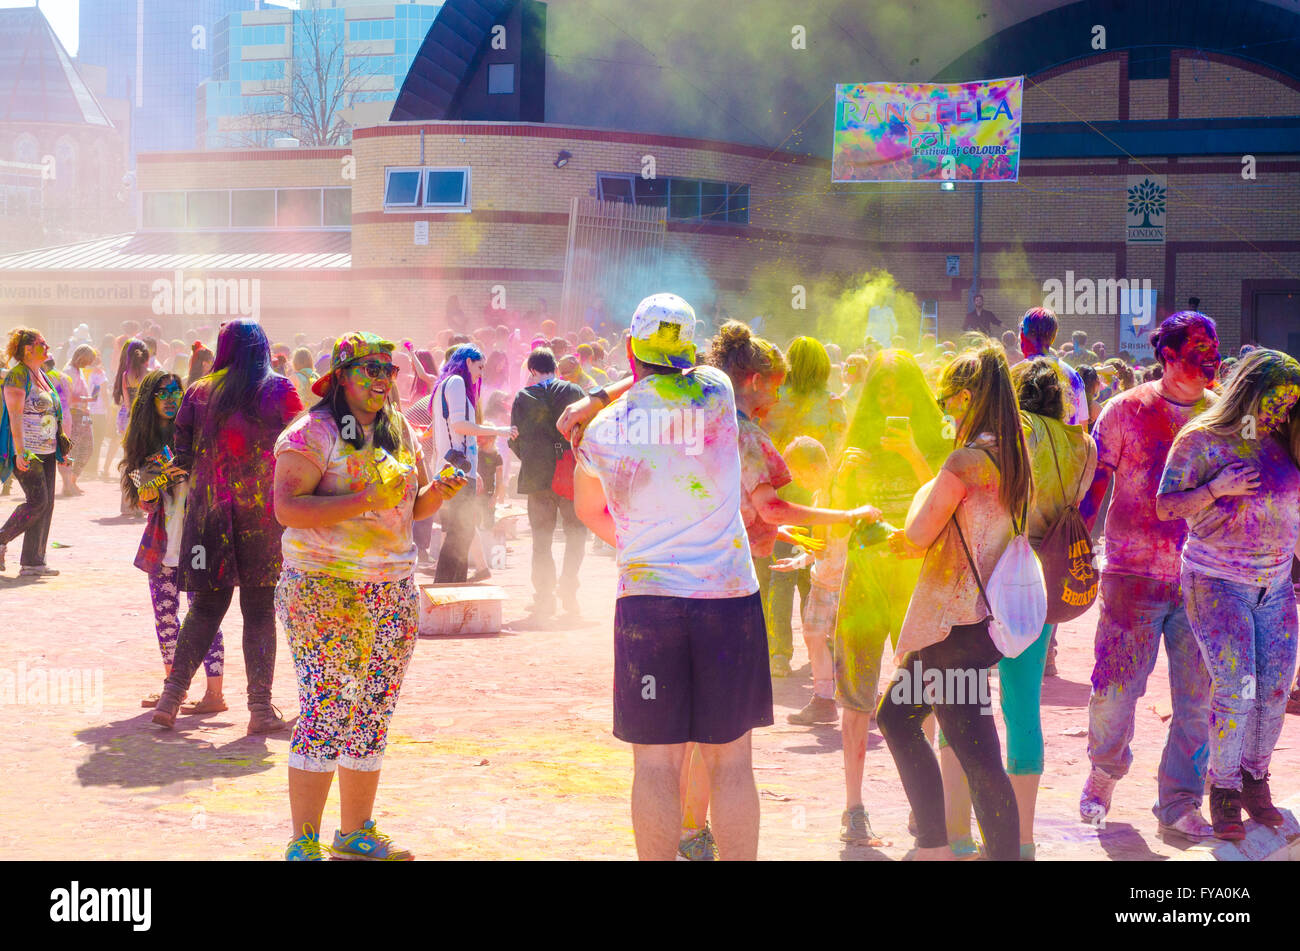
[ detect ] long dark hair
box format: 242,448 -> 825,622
311,374 -> 403,454
119,371 -> 181,510
207,319 -> 273,423
113,338 -> 149,405
935,338 -> 1033,517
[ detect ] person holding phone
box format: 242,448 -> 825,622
877,341 -> 1032,861
122,371 -> 225,713
274,332 -> 466,860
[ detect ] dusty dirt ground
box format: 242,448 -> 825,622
2,479 -> 1298,860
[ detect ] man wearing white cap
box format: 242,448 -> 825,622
563,293 -> 772,860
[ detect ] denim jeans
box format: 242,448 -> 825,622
1087,572 -> 1211,824
1182,569 -> 1298,790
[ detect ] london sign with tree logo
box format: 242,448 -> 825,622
1126,176 -> 1167,244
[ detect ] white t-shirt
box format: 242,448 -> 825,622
162,481 -> 192,569
575,365 -> 758,600
275,409 -> 425,583
429,374 -> 478,480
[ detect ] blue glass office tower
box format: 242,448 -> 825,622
78,0 -> 267,161
198,3 -> 442,148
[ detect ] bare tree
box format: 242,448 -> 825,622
286,8 -> 381,146
211,9 -> 383,148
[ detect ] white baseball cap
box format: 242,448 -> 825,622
628,293 -> 697,369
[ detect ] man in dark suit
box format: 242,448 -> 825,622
509,347 -> 588,617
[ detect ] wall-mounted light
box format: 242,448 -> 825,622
940,181 -> 955,192
554,150 -> 573,169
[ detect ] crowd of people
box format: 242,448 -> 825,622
3,292 -> 1300,862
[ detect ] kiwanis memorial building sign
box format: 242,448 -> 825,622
0,282 -> 155,302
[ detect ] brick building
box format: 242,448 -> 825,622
2,0 -> 1297,357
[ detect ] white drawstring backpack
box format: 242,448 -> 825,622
952,453 -> 1047,659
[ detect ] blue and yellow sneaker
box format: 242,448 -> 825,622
286,823 -> 326,861
331,819 -> 414,861
677,824 -> 718,861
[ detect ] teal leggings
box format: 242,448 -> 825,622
937,623 -> 1053,775
998,623 -> 1054,775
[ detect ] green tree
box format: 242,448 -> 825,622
1128,179 -> 1167,229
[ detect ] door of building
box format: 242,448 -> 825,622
1251,289 -> 1300,358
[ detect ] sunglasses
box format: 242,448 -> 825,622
347,360 -> 399,381
155,387 -> 183,400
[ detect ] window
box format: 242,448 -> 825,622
727,184 -> 749,224
700,181 -> 727,222
597,174 -> 633,203
188,191 -> 230,228
634,177 -> 667,207
142,192 -> 185,229
668,178 -> 700,220
277,188 -> 322,228
323,188 -> 352,227
488,63 -> 515,95
232,189 -> 275,228
384,168 -> 422,207
424,169 -> 468,206
595,172 -> 747,223
383,168 -> 470,212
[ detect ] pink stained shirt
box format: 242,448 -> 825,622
1092,381 -> 1216,584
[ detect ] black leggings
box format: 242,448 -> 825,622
877,620 -> 1020,860
165,587 -> 276,705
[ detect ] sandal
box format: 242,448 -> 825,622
142,690 -> 188,709
182,694 -> 228,715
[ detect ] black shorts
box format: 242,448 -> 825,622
613,592 -> 774,745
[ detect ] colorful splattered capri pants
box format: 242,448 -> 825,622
149,565 -> 224,677
275,569 -> 419,773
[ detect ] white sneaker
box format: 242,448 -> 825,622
18,564 -> 59,577
1158,809 -> 1214,841
1080,766 -> 1118,824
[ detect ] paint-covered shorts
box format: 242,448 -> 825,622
275,569 -> 419,773
613,592 -> 773,745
